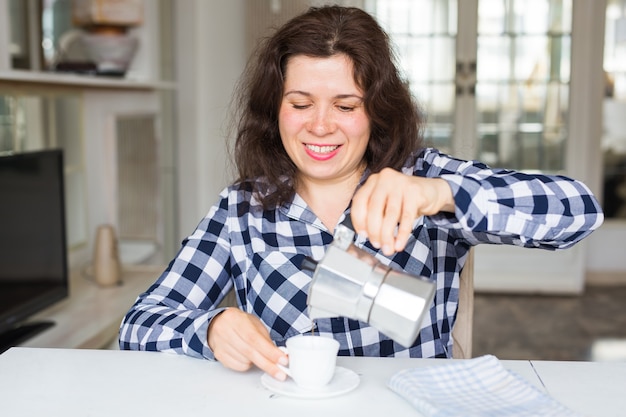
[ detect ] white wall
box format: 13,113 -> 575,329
0,0 -> 9,71
79,90 -> 161,264
175,0 -> 247,240
586,222 -> 626,273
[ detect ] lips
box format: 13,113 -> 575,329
304,143 -> 341,161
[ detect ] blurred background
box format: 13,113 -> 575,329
0,0 -> 624,359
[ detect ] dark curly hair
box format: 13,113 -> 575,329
232,5 -> 424,208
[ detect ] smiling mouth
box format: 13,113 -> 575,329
305,144 -> 340,154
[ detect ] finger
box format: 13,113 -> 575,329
214,345 -> 254,372
350,175 -> 377,236
394,192 -> 419,252
379,190 -> 402,255
224,316 -> 287,380
226,331 -> 285,380
246,320 -> 288,379
364,181 -> 388,249
209,309 -> 284,377
247,343 -> 288,381
211,332 -> 255,371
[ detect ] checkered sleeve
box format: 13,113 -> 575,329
119,188 -> 234,360
420,149 -> 604,249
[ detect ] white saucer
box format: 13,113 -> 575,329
261,366 -> 360,399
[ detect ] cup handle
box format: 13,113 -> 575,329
277,346 -> 291,377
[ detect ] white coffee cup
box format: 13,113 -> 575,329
278,335 -> 340,389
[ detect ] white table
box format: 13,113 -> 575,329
1,347 -> 625,416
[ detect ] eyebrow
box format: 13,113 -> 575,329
283,90 -> 363,100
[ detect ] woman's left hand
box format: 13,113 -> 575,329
350,168 -> 455,255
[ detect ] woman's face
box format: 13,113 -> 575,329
278,54 -> 370,187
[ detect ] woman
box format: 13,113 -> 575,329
119,6 -> 603,382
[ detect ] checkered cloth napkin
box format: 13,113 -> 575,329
387,355 -> 580,417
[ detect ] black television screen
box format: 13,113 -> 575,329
0,149 -> 69,352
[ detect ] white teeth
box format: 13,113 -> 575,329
306,144 -> 339,153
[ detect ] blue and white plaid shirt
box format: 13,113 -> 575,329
120,148 -> 603,359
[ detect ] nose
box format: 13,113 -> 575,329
307,106 -> 335,136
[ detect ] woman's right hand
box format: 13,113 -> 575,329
351,168 -> 455,255
207,308 -> 288,380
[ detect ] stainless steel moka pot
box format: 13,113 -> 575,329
302,223 -> 436,347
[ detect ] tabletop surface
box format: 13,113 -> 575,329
1,347 -> 625,417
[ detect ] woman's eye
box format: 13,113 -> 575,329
292,104 -> 310,110
337,105 -> 355,112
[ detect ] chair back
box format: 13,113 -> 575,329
452,248 -> 475,359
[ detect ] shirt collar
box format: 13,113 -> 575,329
277,166 -> 371,231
